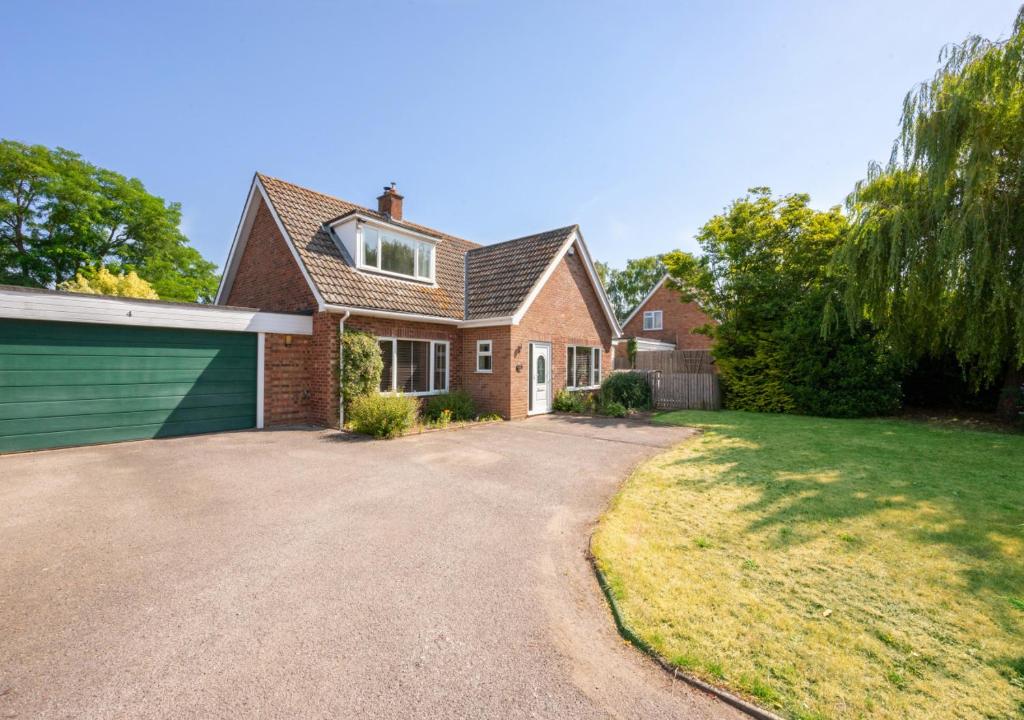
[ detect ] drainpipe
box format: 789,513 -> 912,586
338,310 -> 350,429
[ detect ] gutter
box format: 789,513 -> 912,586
321,303 -> 514,328
337,310 -> 350,429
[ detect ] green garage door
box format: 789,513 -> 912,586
0,319 -> 257,454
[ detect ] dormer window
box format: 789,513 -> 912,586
329,213 -> 438,284
360,226 -> 435,282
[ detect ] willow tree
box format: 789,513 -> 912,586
840,7 -> 1024,415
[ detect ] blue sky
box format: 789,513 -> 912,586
3,1 -> 1019,271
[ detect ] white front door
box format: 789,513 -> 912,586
529,342 -> 552,415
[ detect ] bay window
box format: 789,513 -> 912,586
378,338 -> 449,395
566,345 -> 602,389
360,225 -> 435,282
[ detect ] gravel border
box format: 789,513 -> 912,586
587,535 -> 786,720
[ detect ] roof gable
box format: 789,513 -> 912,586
216,174 -> 620,335
465,226 -> 576,320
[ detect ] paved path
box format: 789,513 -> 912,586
1,415 -> 744,719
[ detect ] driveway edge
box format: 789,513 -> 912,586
587,535 -> 785,720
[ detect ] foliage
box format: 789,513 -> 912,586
433,408 -> 453,429
626,338 -> 638,368
594,410 -> 1024,720
340,330 -> 384,410
347,393 -> 418,439
0,139 -> 219,301
665,188 -> 900,417
600,371 -> 652,410
421,390 -> 476,422
601,255 -> 669,321
477,412 -> 504,422
553,388 -> 590,413
57,266 -> 158,299
840,9 -> 1024,408
600,400 -> 628,418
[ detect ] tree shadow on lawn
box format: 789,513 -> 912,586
661,411 -> 1024,621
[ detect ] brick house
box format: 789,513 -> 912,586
216,174 -> 621,427
614,275 -> 714,355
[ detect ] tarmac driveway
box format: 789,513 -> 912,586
0,415 -> 743,719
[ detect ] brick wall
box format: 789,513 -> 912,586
459,325 -> 513,418
509,249 -> 615,419
263,333 -> 313,426
622,282 -> 713,350
225,199 -> 317,312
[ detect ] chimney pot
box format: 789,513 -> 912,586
377,183 -> 404,221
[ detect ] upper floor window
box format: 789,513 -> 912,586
360,225 -> 435,282
643,310 -> 663,331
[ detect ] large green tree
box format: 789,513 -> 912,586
601,254 -> 667,321
0,140 -> 218,301
840,7 -> 1024,414
666,188 -> 900,417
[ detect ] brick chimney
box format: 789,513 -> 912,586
377,182 -> 403,221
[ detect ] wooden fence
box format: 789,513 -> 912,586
648,371 -> 721,410
614,349 -> 716,374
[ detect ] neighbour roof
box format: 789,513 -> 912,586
464,226 -> 576,320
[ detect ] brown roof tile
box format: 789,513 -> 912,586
256,174 -> 576,322
259,174 -> 478,319
464,226 -> 576,320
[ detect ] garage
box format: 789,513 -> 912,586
0,285 -> 312,454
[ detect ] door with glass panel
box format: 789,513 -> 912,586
528,342 -> 551,415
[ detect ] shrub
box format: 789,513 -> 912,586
348,394 -> 417,439
553,388 -> 589,413
340,330 -> 384,410
601,400 -> 628,418
421,390 -> 476,422
600,372 -> 652,410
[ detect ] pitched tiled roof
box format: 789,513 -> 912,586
464,226 -> 576,320
259,174 -> 479,319
254,174 -> 580,322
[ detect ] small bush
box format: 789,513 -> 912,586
348,394 -> 418,439
340,330 -> 384,410
601,400 -> 628,418
553,388 -> 590,413
422,390 -> 476,422
600,372 -> 652,410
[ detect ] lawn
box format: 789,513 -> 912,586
591,411 -> 1024,720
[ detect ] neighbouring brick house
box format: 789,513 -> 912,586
614,275 -> 714,356
216,174 -> 621,426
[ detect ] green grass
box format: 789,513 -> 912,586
591,411 -> 1024,720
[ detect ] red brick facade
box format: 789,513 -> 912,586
225,201 -> 317,312
620,281 -> 713,350
223,197 -> 616,426
510,251 -> 613,418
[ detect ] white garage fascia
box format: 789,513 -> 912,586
0,286 -> 313,335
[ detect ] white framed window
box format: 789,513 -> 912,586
359,225 -> 436,283
476,340 -> 493,373
566,345 -> 602,389
643,310 -> 663,331
378,338 -> 449,395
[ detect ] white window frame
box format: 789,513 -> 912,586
378,337 -> 449,396
643,310 -> 663,331
476,339 -> 493,373
358,224 -> 437,284
566,345 -> 602,390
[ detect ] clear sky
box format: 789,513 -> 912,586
3,1 -> 1019,271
